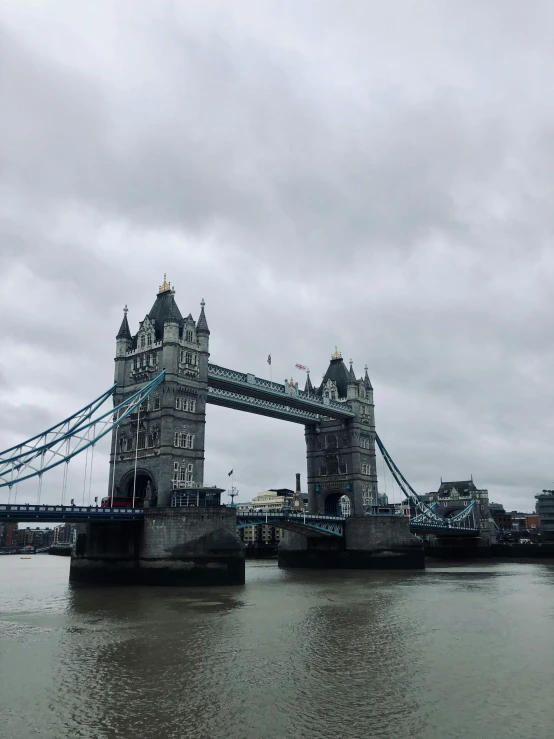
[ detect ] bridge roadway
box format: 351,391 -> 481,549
0,504 -> 345,534
0,505 -> 480,537
206,363 -> 355,424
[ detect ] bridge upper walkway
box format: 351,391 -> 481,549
207,363 -> 355,424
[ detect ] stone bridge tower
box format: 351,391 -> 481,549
110,277 -> 210,507
305,349 -> 378,516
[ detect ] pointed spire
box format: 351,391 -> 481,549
348,359 -> 356,382
364,364 -> 373,390
197,298 -> 210,335
116,305 -> 132,340
163,294 -> 181,323
304,370 -> 313,393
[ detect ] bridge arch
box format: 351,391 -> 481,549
118,468 -> 156,503
321,490 -> 351,517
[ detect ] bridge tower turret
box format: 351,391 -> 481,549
115,306 -> 132,386
108,277 -> 209,507
305,349 -> 378,517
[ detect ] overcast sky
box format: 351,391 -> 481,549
1,1 -> 554,511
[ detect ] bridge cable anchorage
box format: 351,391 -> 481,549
375,433 -> 478,533
0,371 -> 166,489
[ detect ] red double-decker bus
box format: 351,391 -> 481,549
101,496 -> 144,508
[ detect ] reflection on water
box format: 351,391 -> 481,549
1,557 -> 553,739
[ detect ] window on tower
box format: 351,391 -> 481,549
173,432 -> 195,449
186,329 -> 193,342
141,336 -> 145,348
147,334 -> 152,346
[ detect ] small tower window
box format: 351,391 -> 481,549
186,330 -> 193,342
147,334 -> 152,346
141,336 -> 145,348
154,396 -> 160,410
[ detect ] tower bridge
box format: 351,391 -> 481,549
0,277 -> 488,585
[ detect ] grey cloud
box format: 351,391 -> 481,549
2,1 -> 554,509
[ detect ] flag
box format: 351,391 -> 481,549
228,469 -> 233,476
295,363 -> 307,371
267,354 -> 271,365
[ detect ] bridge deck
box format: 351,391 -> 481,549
410,522 -> 480,537
0,504 -> 144,523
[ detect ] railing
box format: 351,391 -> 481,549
0,504 -> 144,521
236,511 -> 345,537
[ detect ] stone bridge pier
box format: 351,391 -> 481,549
279,516 -> 424,570
70,507 -> 245,585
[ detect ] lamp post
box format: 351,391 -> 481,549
228,486 -> 238,507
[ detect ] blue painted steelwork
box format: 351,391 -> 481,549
410,521 -> 478,536
207,387 -> 323,424
207,363 -> 354,422
450,500 -> 477,521
375,433 -> 480,534
237,512 -> 344,536
0,383 -> 116,463
0,371 -> 166,488
0,504 -> 144,522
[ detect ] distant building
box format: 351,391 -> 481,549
250,488 -> 294,511
424,478 -> 495,543
427,479 -> 490,517
490,503 -> 512,531
509,511 -> 530,531
54,524 -> 76,545
17,527 -> 55,548
0,522 -> 18,548
535,490 -> 554,540
237,487 -> 294,548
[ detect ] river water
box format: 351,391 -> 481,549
0,557 -> 552,739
